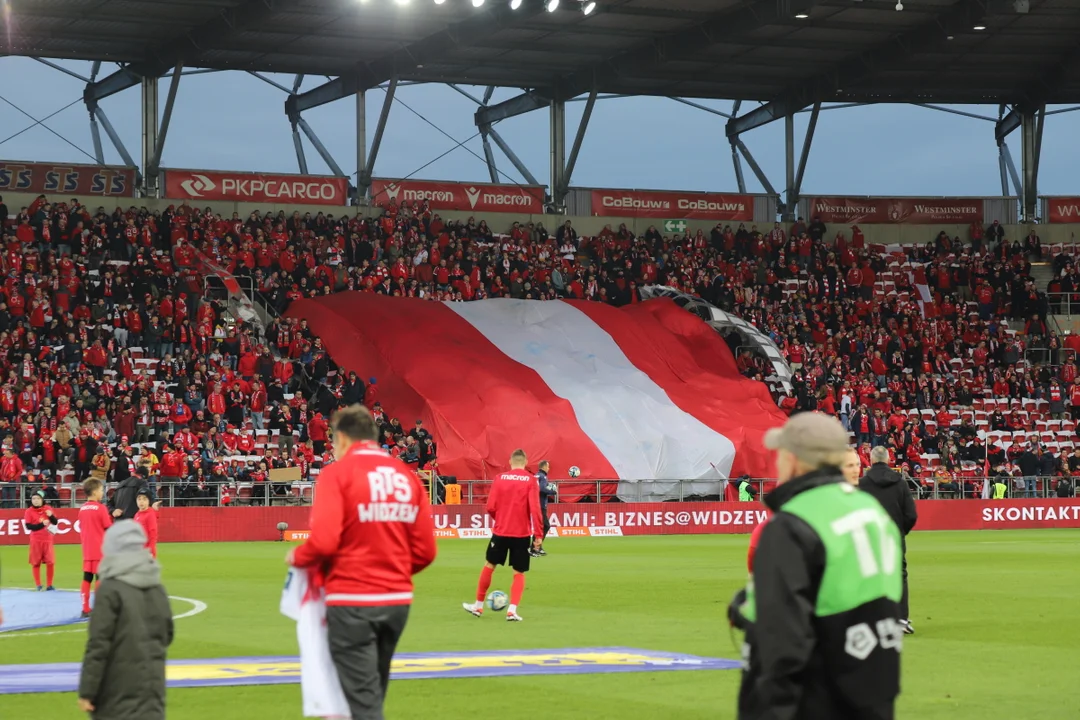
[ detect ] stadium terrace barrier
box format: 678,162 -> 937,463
5,190 -> 1077,244
2,499 -> 1079,546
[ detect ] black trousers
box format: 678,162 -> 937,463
900,554 -> 910,620
326,604 -> 410,720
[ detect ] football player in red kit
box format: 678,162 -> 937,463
79,478 -> 113,618
463,449 -> 543,622
23,489 -> 57,590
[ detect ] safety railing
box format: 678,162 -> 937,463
0,477 -> 315,510
1,475 -> 1074,511
1047,292 -> 1080,317
1023,346 -> 1076,368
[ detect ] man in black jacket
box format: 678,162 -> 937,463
110,468 -> 161,520
729,413 -> 903,720
531,461 -> 557,558
1016,443 -> 1040,498
859,447 -> 918,635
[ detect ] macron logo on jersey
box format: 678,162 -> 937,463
501,473 -> 532,483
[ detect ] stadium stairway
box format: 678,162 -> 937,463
1030,260 -> 1055,293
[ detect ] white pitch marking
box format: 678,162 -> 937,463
0,592 -> 207,639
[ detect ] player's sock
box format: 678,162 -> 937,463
510,572 -> 525,608
32,565 -> 42,587
80,581 -> 91,613
475,566 -> 494,605
508,604 -> 518,614
46,564 -> 55,587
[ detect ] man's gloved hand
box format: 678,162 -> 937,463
728,587 -> 750,631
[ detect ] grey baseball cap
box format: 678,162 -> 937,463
764,412 -> 850,465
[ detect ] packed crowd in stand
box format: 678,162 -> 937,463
0,189 -> 1077,507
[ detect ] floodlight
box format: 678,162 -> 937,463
510,0 -> 523,7
582,1 -> 596,14
546,0 -> 559,11
473,0 -> 485,6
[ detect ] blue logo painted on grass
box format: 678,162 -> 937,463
0,648 -> 740,694
0,589 -> 86,633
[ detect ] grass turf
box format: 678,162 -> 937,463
2,530 -> 1080,719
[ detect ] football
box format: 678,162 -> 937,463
487,590 -> 509,611
568,465 -> 581,477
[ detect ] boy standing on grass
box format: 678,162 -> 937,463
24,489 -> 58,590
78,521 -> 173,720
79,479 -> 113,619
134,489 -> 159,559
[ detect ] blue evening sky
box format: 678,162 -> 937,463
2,56 -> 1079,197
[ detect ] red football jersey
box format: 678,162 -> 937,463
23,505 -> 55,542
135,508 -> 159,558
486,470 -> 543,539
79,500 -> 113,562
292,442 -> 437,607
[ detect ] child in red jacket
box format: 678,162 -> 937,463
134,489 -> 159,558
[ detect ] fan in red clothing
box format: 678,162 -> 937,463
462,449 -> 544,622
23,489 -> 58,590
286,404 -> 436,720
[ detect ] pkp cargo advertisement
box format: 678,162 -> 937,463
163,169 -> 350,206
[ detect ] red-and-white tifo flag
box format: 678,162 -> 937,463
287,293 -> 785,498
908,265 -> 938,318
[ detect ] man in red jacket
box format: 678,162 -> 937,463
463,449 -> 543,622
287,404 -> 436,720
0,447 -> 24,508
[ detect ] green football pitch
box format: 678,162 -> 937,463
2,531 -> 1079,719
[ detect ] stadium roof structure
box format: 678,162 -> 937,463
5,0 -> 1080,217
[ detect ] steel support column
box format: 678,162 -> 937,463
292,124 -> 309,175
734,140 -> 778,198
481,131 -> 500,184
140,76 -> 158,195
730,100 -> 746,194
793,101 -> 820,210
549,100 -> 566,212
89,113 -> 106,165
784,114 -> 796,220
1020,108 -> 1042,221
296,118 -> 346,177
484,127 -> 540,187
147,63 -> 183,193
356,90 -> 367,202
997,147 -> 1011,197
1001,143 -> 1022,200
357,78 -> 397,195
557,89 -> 596,205
93,107 -> 137,171
732,144 -> 747,194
